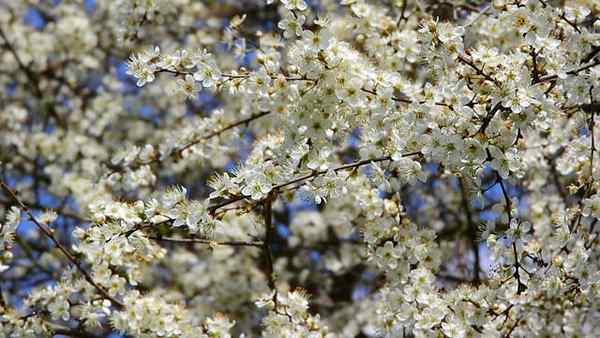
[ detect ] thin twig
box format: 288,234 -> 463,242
497,175 -> 527,294
472,102 -> 503,136
458,178 -> 480,284
208,152 -> 421,213
262,193 -> 278,308
457,53 -> 501,87
537,60 -> 600,83
0,181 -> 125,309
147,236 -> 263,247
0,27 -> 66,128
107,110 -> 271,174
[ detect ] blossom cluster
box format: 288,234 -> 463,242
0,0 -> 599,337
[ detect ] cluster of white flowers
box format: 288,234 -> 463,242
1,0 -> 600,336
110,290 -> 236,337
127,46 -> 221,91
256,289 -> 336,338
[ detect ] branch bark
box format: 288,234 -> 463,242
0,181 -> 125,309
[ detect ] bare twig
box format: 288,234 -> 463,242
496,175 -> 527,294
0,27 -> 66,128
458,178 -> 480,284
262,193 -> 278,308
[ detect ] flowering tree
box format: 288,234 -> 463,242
1,0 -> 599,336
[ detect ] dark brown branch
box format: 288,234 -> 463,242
457,53 -> 501,87
208,152 -> 421,213
559,12 -> 581,34
545,147 -> 568,203
52,328 -> 104,338
262,193 -> 277,291
273,152 -> 418,191
496,175 -> 527,294
0,181 -> 125,309
0,197 -> 87,222
582,46 -> 600,64
108,110 -> 271,174
537,59 -> 600,83
180,110 -> 271,154
261,192 -> 280,309
589,98 -> 596,185
572,90 -> 598,232
0,27 -> 39,96
148,236 -> 263,247
472,102 -> 503,136
360,87 -> 452,108
458,178 -> 480,284
361,87 -> 411,104
530,47 -> 540,84
0,27 -> 66,128
536,0 -> 581,33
